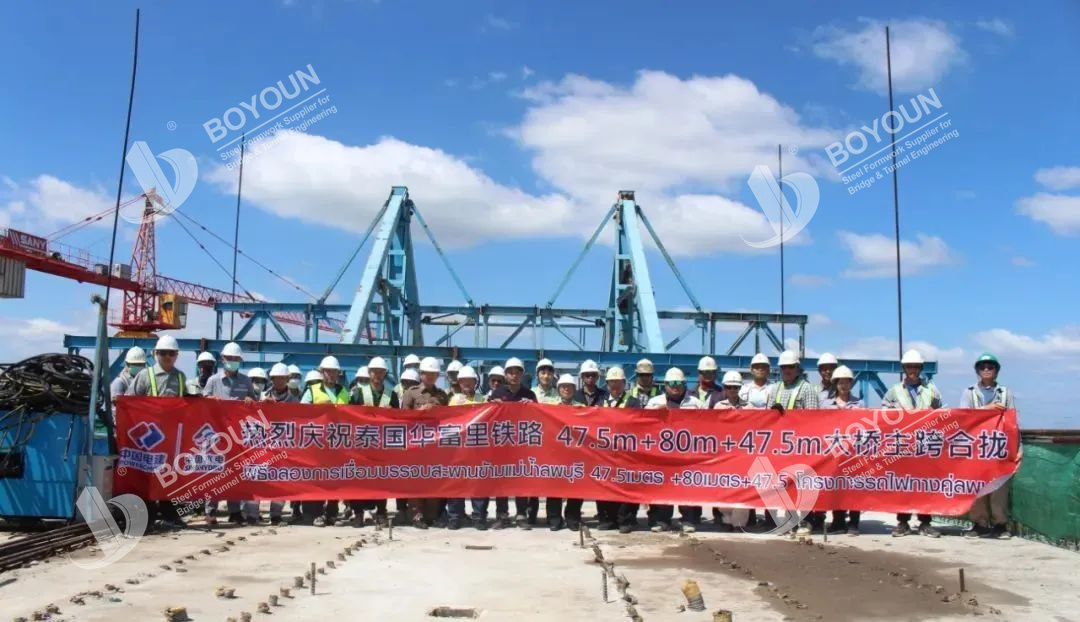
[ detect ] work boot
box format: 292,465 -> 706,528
473,518 -> 489,531
492,516 -> 509,530
991,524 -> 1012,540
565,518 -> 581,532
964,525 -> 988,538
447,518 -> 463,531
650,521 -> 670,533
618,524 -> 634,535
827,520 -> 847,534
597,520 -> 617,531
374,514 -> 390,528
548,518 -> 565,532
350,515 -> 365,528
270,516 -> 282,526
891,520 -> 911,537
795,522 -> 812,536
847,525 -> 860,536
313,516 -> 327,528
918,522 -> 941,538
514,515 -> 531,530
682,522 -> 697,534
228,512 -> 244,525
245,515 -> 260,526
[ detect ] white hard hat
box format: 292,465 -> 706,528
287,364 -> 302,377
778,350 -> 800,366
606,366 -> 626,381
248,367 -> 267,381
304,370 -> 322,384
901,349 -> 925,365
457,365 -> 478,380
197,351 -> 216,363
269,363 -> 290,378
489,365 -> 505,378
125,347 -> 146,365
635,358 -> 654,374
750,353 -> 770,367
697,356 -> 718,372
401,368 -> 420,383
222,342 -> 244,359
403,354 -> 421,367
154,335 -> 179,351
818,353 -> 839,368
355,366 -> 369,379
832,365 -> 854,381
368,356 -> 387,371
536,358 -> 554,371
557,373 -> 576,387
664,368 -> 686,383
319,355 -> 342,371
447,360 -> 463,373
579,359 -> 599,374
504,357 -> 524,371
419,357 -> 441,373
722,370 -> 743,386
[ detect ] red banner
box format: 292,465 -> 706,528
114,397 -> 1019,514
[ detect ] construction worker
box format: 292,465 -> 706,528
712,371 -> 747,409
303,369 -> 322,390
767,351 -> 820,411
882,348 -> 943,538
110,347 -> 146,398
248,367 -> 268,396
533,358 -> 559,404
695,356 -> 722,407
446,365 -> 487,529
446,360 -> 463,397
821,365 -> 862,535
261,363 -> 297,525
287,364 -> 303,398
300,356 -> 350,527
601,366 -> 642,533
401,357 -> 448,528
574,360 -> 607,406
399,368 -> 420,394
394,353 -> 422,401
740,353 -> 774,409
961,353 -> 1016,539
352,365 -> 370,390
347,356 -> 397,527
126,336 -> 188,529
550,373 -> 585,530
201,342 -> 258,525
485,365 -> 505,398
817,353 -> 839,404
629,358 -> 660,402
194,350 -> 217,393
489,357 -> 538,528
645,367 -> 702,532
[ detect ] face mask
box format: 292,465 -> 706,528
224,360 -> 241,373
128,364 -> 145,377
288,378 -> 300,390
253,381 -> 266,393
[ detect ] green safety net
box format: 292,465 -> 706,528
1010,441 -> 1080,547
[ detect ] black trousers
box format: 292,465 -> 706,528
544,497 -> 564,521
302,500 -> 340,520
562,498 -> 584,520
596,501 -> 620,524
832,510 -> 860,526
617,503 -> 639,526
649,505 -> 701,524
897,513 -> 932,524
493,497 -> 536,518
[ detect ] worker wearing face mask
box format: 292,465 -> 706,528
110,347 -> 146,398
202,342 -> 258,526
287,364 -> 303,398
248,367 -> 268,396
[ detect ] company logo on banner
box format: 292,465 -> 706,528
120,421 -> 168,474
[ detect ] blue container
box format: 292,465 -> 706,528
0,411 -> 89,520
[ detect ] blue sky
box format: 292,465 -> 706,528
2,1 -> 1079,427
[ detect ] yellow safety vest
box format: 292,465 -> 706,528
450,393 -> 487,406
309,382 -> 349,405
774,381 -> 804,410
360,384 -> 392,407
148,370 -> 186,397
893,383 -> 936,409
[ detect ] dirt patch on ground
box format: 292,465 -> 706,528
613,537 -> 1028,621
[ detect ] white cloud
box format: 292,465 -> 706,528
0,314 -> 97,362
809,313 -> 832,327
838,335 -> 967,369
203,132 -> 575,247
1011,256 -> 1036,268
973,326 -> 1080,358
1016,193 -> 1080,235
974,18 -> 1014,38
643,194 -> 810,257
482,14 -> 516,32
838,231 -> 956,278
811,18 -> 966,92
521,66 -> 535,80
1,174 -> 115,232
1034,166 -> 1080,191
789,273 -> 832,287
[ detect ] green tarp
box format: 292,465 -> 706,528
1011,441 -> 1080,546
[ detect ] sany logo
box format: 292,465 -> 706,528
124,141 -> 198,224
742,165 -> 819,249
127,421 -> 166,451
745,456 -> 820,536
69,486 -> 148,569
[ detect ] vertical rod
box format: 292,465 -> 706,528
230,132 -> 246,336
886,26 -> 904,362
778,144 -> 785,345
310,561 -> 316,594
959,568 -> 966,592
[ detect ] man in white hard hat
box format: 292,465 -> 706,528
393,354 -> 422,400
548,374 -> 585,530
713,371 -> 747,409
600,366 -> 643,534
489,357 -> 539,528
248,367 -> 268,396
645,367 -> 703,532
195,350 -> 217,393
574,359 -> 607,406
766,350 -> 820,412
447,365 -> 489,530
348,356 -> 397,528
287,364 -> 303,398
446,360 -> 463,398
300,356 -> 350,527
961,353 -> 1016,539
695,356 -> 723,407
485,365 -> 505,399
882,348 -> 943,538
352,366 -> 370,391
261,363 -> 297,525
399,368 -> 420,394
111,347 -> 146,398
401,357 -> 448,528
533,359 -> 559,405
126,335 -> 189,530
740,353 -> 774,409
629,358 -> 660,402
202,342 -> 259,526
817,353 -> 839,404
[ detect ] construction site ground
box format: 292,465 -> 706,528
2,507 -> 1077,622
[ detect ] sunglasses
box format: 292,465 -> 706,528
976,363 -> 997,370
667,381 -> 686,387
156,351 -> 178,357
